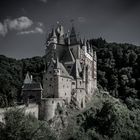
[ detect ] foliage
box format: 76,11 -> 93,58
90,38 -> 140,103
0,108 -> 56,140
0,55 -> 44,107
62,93 -> 140,140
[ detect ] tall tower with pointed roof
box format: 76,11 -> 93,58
69,26 -> 78,45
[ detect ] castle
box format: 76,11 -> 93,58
22,23 -> 97,121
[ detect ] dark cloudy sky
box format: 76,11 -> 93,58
0,0 -> 140,59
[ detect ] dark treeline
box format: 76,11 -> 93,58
1,38 -> 140,108
0,55 -> 44,107
90,38 -> 140,109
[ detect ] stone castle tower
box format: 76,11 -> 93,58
22,23 -> 97,121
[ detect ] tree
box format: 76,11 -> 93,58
0,108 -> 56,140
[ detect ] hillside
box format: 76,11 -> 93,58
1,38 -> 140,139
59,90 -> 140,140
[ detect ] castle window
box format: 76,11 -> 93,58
49,84 -> 51,87
67,66 -> 71,69
52,100 -> 54,104
80,81 -> 82,85
80,90 -> 82,92
49,71 -> 52,74
72,82 -> 75,85
46,78 -> 47,80
65,93 -> 66,95
62,78 -> 63,81
63,85 -> 65,88
81,99 -> 84,108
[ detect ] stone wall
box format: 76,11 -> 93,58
58,76 -> 72,103
76,89 -> 86,108
39,98 -> 64,121
43,62 -> 55,98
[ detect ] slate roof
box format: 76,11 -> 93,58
22,82 -> 43,91
70,26 -> 78,45
63,48 -> 75,62
47,58 -> 73,79
59,62 -> 73,78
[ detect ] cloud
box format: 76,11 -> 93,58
37,22 -> 44,27
39,0 -> 48,3
78,17 -> 86,23
18,27 -> 44,35
0,22 -> 7,36
0,16 -> 44,36
6,16 -> 33,30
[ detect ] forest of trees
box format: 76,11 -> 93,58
90,38 -> 140,109
0,108 -> 56,140
0,38 -> 140,139
0,55 -> 44,107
